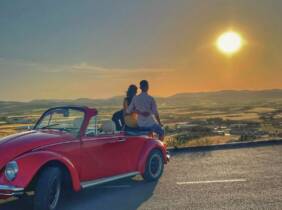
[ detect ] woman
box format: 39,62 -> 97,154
123,85 -> 140,129
112,85 -> 138,130
123,84 -> 138,112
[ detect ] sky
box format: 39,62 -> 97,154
0,0 -> 282,101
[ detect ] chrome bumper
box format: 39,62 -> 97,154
0,184 -> 24,196
166,151 -> 171,161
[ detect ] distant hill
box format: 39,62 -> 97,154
0,89 -> 281,115
164,89 -> 282,106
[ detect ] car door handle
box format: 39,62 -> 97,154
117,138 -> 126,142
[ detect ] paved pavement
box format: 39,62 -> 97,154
1,144 -> 282,210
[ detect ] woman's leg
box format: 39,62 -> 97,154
112,110 -> 124,131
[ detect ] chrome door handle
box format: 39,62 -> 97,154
117,138 -> 126,142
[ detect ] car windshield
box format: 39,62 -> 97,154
35,108 -> 85,135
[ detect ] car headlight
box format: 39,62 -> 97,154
5,161 -> 19,181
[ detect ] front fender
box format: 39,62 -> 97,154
137,139 -> 167,174
0,151 -> 81,192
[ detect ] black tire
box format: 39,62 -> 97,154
33,167 -> 62,210
143,149 -> 164,182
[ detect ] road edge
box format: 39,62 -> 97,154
167,138 -> 282,153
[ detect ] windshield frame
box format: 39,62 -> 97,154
34,106 -> 86,137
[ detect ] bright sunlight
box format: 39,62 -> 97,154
216,31 -> 243,55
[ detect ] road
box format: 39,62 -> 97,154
1,144 -> 282,210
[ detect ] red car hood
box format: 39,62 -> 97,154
0,130 -> 75,170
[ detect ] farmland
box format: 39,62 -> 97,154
0,89 -> 282,147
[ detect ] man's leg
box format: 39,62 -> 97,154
150,124 -> 165,141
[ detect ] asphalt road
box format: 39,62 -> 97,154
1,144 -> 282,210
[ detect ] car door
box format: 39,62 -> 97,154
81,133 -> 129,181
80,113 -> 151,181
111,134 -> 147,172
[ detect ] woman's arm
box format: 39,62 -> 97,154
125,97 -> 150,116
123,99 -> 128,111
136,110 -> 150,117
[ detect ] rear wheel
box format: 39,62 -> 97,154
143,149 -> 164,181
33,167 -> 62,210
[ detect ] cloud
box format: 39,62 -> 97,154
70,62 -> 107,72
70,62 -> 174,74
0,58 -> 174,81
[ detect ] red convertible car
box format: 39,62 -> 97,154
0,106 -> 169,210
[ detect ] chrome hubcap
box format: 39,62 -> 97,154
49,178 -> 61,210
149,154 -> 162,178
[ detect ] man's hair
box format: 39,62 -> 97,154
140,80 -> 149,91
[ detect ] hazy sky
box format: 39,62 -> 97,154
1,0 -> 282,101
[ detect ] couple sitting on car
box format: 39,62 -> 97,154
112,80 -> 164,141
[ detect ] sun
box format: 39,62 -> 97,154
216,31 -> 243,55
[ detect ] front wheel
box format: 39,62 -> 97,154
143,149 -> 164,182
33,167 -> 62,210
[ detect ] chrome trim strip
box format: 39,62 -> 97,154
32,140 -> 80,151
0,185 -> 24,196
82,136 -> 124,142
81,172 -> 140,189
0,185 -> 24,192
0,191 -> 24,196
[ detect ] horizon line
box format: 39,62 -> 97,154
1,88 -> 281,103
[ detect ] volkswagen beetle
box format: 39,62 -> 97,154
0,106 -> 169,210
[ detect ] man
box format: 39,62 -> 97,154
127,80 -> 164,141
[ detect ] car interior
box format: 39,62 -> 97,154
84,116 -> 152,137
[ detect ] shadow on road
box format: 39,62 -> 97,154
0,176 -> 158,210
